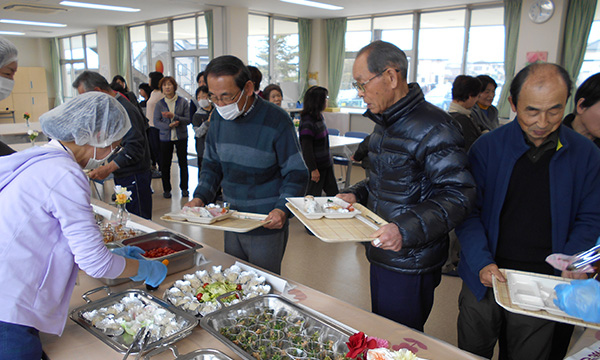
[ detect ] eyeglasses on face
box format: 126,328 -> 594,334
351,68 -> 400,92
208,90 -> 242,105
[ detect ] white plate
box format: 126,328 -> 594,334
165,209 -> 235,224
286,197 -> 361,219
506,271 -> 576,318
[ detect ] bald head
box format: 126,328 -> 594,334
510,63 -> 572,107
509,63 -> 571,147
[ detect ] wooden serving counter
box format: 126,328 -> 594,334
40,200 -> 481,359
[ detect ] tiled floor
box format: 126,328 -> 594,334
95,159 -> 463,351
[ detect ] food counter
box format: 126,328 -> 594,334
40,199 -> 481,359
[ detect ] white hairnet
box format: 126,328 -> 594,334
40,92 -> 131,147
0,37 -> 18,69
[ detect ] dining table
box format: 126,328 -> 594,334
38,199 -> 484,360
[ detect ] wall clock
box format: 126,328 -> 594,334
529,0 -> 555,24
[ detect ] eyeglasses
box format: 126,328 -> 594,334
351,68 -> 399,92
208,90 -> 242,105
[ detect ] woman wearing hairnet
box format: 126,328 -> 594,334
0,92 -> 167,359
0,37 -> 18,156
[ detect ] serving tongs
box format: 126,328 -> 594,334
122,326 -> 151,360
566,244 -> 600,271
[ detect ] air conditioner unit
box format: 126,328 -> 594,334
3,4 -> 68,14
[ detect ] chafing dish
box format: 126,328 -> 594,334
101,230 -> 203,286
200,294 -> 355,360
70,287 -> 198,355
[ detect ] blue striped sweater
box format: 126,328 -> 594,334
193,96 -> 309,230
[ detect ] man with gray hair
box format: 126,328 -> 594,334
73,71 -> 153,219
338,40 -> 476,331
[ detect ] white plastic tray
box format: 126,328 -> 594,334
286,196 -> 361,219
506,271 -> 576,318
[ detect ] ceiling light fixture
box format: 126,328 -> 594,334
59,1 -> 140,12
0,30 -> 25,36
0,19 -> 67,27
280,0 -> 343,10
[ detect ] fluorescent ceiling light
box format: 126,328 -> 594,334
0,31 -> 25,36
0,19 -> 67,27
280,0 -> 343,10
59,1 -> 140,12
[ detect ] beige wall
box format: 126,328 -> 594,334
96,26 -> 118,81
515,0 -> 568,70
7,37 -> 55,104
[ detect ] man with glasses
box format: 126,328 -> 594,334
338,41 -> 476,331
186,55 -> 308,275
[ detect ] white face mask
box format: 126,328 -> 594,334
84,146 -> 117,170
198,98 -> 210,109
215,89 -> 247,121
0,77 -> 14,101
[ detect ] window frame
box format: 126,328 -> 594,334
340,3 -> 504,109
128,12 -> 211,99
58,32 -> 98,100
248,13 -> 300,101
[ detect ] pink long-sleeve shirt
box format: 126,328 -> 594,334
0,143 -> 125,335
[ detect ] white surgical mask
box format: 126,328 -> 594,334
198,98 -> 210,109
84,146 -> 118,170
0,77 -> 14,101
215,90 -> 247,121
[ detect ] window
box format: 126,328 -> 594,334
248,14 -> 270,89
466,7 -> 505,106
130,25 -> 148,96
339,15 -> 414,108
129,13 -> 211,99
248,14 -> 299,106
577,4 -> 600,86
59,33 -> 98,100
339,5 -> 504,110
418,9 -> 465,111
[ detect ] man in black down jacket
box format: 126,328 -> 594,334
338,41 -> 476,331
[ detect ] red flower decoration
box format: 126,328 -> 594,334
346,332 -> 378,359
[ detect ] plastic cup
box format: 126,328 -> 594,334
285,347 -> 308,359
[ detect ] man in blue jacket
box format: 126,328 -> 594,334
456,63 -> 600,360
338,41 -> 476,331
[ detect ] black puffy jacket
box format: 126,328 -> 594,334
348,84 -> 476,274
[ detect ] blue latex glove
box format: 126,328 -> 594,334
131,259 -> 167,287
110,246 -> 145,260
554,279 -> 600,323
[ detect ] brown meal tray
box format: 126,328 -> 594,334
286,202 -> 388,243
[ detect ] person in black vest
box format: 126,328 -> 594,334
456,63 -> 600,360
73,71 -> 153,220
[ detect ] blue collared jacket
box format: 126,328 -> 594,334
457,119 -> 600,301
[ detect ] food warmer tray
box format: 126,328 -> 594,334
200,294 -> 356,360
70,287 -> 198,355
101,230 -> 203,286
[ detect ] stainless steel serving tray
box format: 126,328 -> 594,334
69,287 -> 198,355
200,294 -> 355,360
144,347 -> 234,360
101,230 -> 203,286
